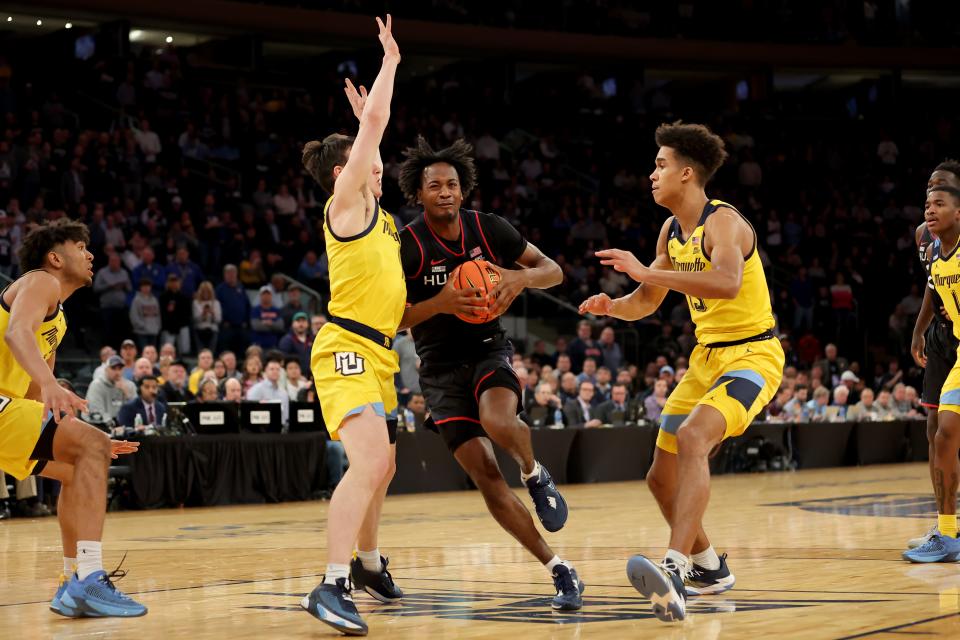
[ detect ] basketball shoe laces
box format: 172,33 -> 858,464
915,536 -> 947,554
379,557 -> 397,588
94,552 -> 136,602
660,558 -> 689,580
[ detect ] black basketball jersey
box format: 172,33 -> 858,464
400,209 -> 527,370
920,225 -> 950,326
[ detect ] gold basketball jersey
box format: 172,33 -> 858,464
930,238 -> 960,340
666,199 -> 775,344
323,196 -> 406,337
0,275 -> 67,397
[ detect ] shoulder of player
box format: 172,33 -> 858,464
704,206 -> 751,238
470,209 -> 512,228
16,270 -> 62,300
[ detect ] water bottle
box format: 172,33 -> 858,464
134,413 -> 143,431
553,408 -> 564,427
404,408 -> 416,433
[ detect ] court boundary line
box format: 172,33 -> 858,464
833,611 -> 960,639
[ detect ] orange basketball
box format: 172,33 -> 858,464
453,259 -> 501,324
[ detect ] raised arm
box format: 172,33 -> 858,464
579,218 -> 673,321
327,15 -> 400,236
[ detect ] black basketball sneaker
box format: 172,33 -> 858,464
350,556 -> 403,603
302,577 -> 367,636
684,553 -> 736,596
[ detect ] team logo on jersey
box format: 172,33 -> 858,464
334,352 -> 365,376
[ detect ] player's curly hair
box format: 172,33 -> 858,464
935,158 -> 960,180
654,121 -> 729,184
18,219 -> 90,272
398,136 -> 478,204
302,134 -> 355,195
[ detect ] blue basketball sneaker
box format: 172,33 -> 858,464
551,564 -> 585,611
302,577 -> 367,636
627,555 -> 687,622
60,570 -> 147,617
50,573 -> 78,617
524,464 -> 568,532
902,534 -> 960,563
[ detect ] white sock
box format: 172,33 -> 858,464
323,564 -> 350,585
691,546 -> 721,570
520,461 -> 542,483
63,557 -> 76,576
76,541 -> 103,581
543,556 -> 573,575
663,549 -> 689,576
357,549 -> 382,572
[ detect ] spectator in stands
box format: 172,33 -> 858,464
563,380 -> 602,428
816,343 -> 848,389
847,388 -> 880,421
196,378 -> 221,403
782,384 -> 809,421
160,273 -> 192,355
239,248 -> 267,287
528,340 -> 554,368
298,249 -> 328,287
523,382 -> 563,428
806,386 -> 831,421
644,379 -> 669,423
93,251 -> 131,346
567,320 -> 602,373
117,375 -> 166,429
659,365 -> 676,392
215,265 -> 250,355
839,370 -> 861,404
131,246 -> 164,293
393,329 -> 420,394
556,353 -> 573,376
119,339 -> 138,380
129,277 -> 161,349
904,386 -> 921,416
193,280 -> 222,353
133,119 -> 162,163
278,311 -> 313,373
223,377 -> 244,403
280,286 -> 309,326
831,385 -> 850,420
166,246 -> 203,298
91,345 -> 116,381
594,366 -> 612,404
576,357 -> 598,387
84,355 -> 128,424
405,393 -> 427,430
875,389 -> 898,418
247,357 -> 289,426
160,360 -> 193,403
891,383 -> 913,416
131,357 -> 153,382
220,350 -> 241,381
559,372 -> 578,405
241,354 -> 263,395
284,357 -> 309,400
598,326 -> 622,372
595,383 -> 635,426
250,286 -> 285,349
188,349 -> 215,395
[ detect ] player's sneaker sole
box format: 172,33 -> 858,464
627,555 -> 686,622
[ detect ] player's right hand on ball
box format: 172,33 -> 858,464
438,278 -> 487,317
41,379 -> 88,423
579,293 -> 613,316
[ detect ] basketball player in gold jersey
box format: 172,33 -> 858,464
0,219 -> 144,617
901,185 -> 960,563
580,122 -> 784,622
299,15 -> 403,636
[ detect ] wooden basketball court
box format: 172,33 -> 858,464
2,462 -> 959,638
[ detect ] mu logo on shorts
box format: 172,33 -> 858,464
334,351 -> 365,376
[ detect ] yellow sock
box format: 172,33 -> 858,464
939,513 -> 958,538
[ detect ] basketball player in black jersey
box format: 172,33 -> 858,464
908,159 -> 960,550
396,136 -> 584,611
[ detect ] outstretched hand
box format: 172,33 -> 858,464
595,249 -> 645,282
343,78 -> 367,120
579,292 -> 613,316
376,14 -> 400,60
110,440 -> 140,459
